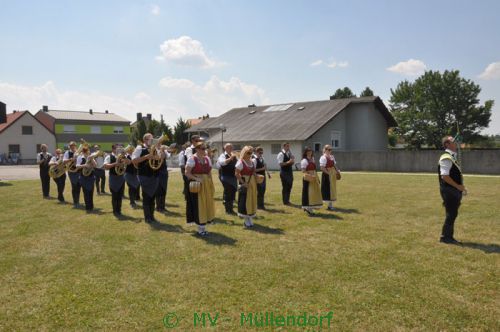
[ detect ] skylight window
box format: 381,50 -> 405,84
263,104 -> 294,112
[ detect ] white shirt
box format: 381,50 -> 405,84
277,149 -> 291,164
301,158 -> 314,171
439,149 -> 457,176
186,155 -> 212,168
319,154 -> 337,167
132,145 -> 146,160
63,150 -> 75,161
104,153 -> 117,165
76,155 -> 87,166
37,152 -> 52,163
50,155 -> 61,163
95,155 -> 105,168
185,145 -> 195,159
178,150 -> 186,167
235,158 -> 257,171
217,152 -> 232,167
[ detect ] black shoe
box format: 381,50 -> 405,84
226,210 -> 236,215
327,207 -> 335,211
257,206 -> 265,210
440,237 -> 462,245
145,218 -> 152,224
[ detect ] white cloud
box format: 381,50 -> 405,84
310,60 -> 323,67
151,4 -> 160,15
338,61 -> 349,68
387,59 -> 427,76
158,75 -> 270,116
478,62 -> 500,80
156,36 -> 222,68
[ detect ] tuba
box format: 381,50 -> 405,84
148,134 -> 169,170
67,139 -> 87,173
82,149 -> 104,177
49,158 -> 66,179
114,146 -> 129,176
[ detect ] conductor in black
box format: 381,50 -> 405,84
438,136 -> 467,245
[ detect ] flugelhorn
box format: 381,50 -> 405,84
114,147 -> 128,176
49,158 -> 66,179
148,134 -> 169,170
67,138 -> 88,173
82,149 -> 104,177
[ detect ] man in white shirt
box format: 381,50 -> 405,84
277,142 -> 295,205
37,144 -> 52,199
93,144 -> 106,195
217,143 -> 238,214
438,136 -> 466,245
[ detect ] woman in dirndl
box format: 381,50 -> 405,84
235,146 -> 258,228
320,144 -> 340,211
185,142 -> 215,236
301,146 -> 322,216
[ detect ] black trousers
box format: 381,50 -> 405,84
128,185 -> 138,205
257,176 -> 266,208
111,183 -> 125,214
222,181 -> 236,212
156,173 -> 168,211
40,170 -> 50,197
82,187 -> 94,211
52,174 -> 66,202
181,167 -> 189,198
280,171 -> 293,204
142,191 -> 156,221
71,180 -> 81,205
440,186 -> 462,240
94,169 -> 106,193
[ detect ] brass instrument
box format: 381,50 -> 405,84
230,150 -> 240,159
49,158 -> 66,179
114,147 -> 128,176
148,134 -> 169,171
67,139 -> 87,173
82,150 -> 104,177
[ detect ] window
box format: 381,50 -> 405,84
63,125 -> 76,133
36,144 -> 42,153
113,126 -> 124,134
232,144 -> 242,151
263,104 -> 294,112
22,126 -> 33,135
271,144 -> 281,154
314,142 -> 321,152
8,144 -> 20,153
91,126 -> 101,134
331,131 -> 341,148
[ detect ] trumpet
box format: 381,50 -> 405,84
82,150 -> 104,177
67,138 -> 88,173
148,134 -> 169,171
49,158 -> 66,179
114,147 -> 128,176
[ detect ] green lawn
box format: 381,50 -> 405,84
0,172 -> 499,331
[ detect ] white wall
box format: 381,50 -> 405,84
0,113 -> 56,163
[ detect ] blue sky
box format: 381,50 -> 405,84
1,0 -> 499,134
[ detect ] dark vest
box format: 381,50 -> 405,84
39,153 -> 50,171
281,151 -> 292,173
438,152 -> 463,189
220,153 -> 236,176
68,151 -> 74,158
80,157 -> 92,176
138,146 -> 154,177
109,154 -> 118,176
125,155 -> 136,175
255,157 -> 265,175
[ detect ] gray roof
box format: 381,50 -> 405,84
42,110 -> 130,123
186,96 -> 397,142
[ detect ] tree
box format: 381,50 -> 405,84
130,119 -> 147,144
173,117 -> 191,145
390,70 -> 493,149
360,87 -> 374,97
147,119 -> 160,137
158,116 -> 173,143
330,87 -> 356,100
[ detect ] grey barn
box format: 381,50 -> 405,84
186,96 -> 397,170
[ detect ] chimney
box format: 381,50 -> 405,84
147,113 -> 152,121
42,105 -> 48,112
248,104 -> 256,107
89,109 -> 93,114
105,110 -> 109,114
0,102 -> 6,124
137,112 -> 142,122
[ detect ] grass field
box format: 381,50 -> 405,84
0,171 -> 499,331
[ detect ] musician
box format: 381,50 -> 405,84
185,142 -> 215,236
301,147 -> 322,216
76,146 -> 96,212
217,143 -> 238,215
37,144 -> 52,199
438,136 -> 466,245
184,135 -> 201,159
49,148 -> 66,202
277,142 -> 295,205
63,141 -> 81,208
236,146 -> 258,228
132,133 -> 160,223
320,145 -> 340,210
93,145 -> 106,195
155,146 -> 170,212
124,145 -> 140,208
104,144 -> 130,216
178,143 -> 189,197
254,146 -> 270,210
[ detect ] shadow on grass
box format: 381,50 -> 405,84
114,214 -> 139,222
160,209 -> 182,217
309,212 -> 343,220
247,223 -> 284,235
261,207 -> 289,214
149,221 -> 185,233
0,181 -> 13,187
86,208 -> 105,215
332,207 -> 360,214
461,242 -> 500,254
166,203 -> 180,208
211,218 -> 237,226
191,231 -> 237,246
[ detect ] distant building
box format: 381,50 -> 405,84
186,96 -> 397,170
130,112 -> 153,128
0,102 -> 56,164
35,106 -> 130,151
